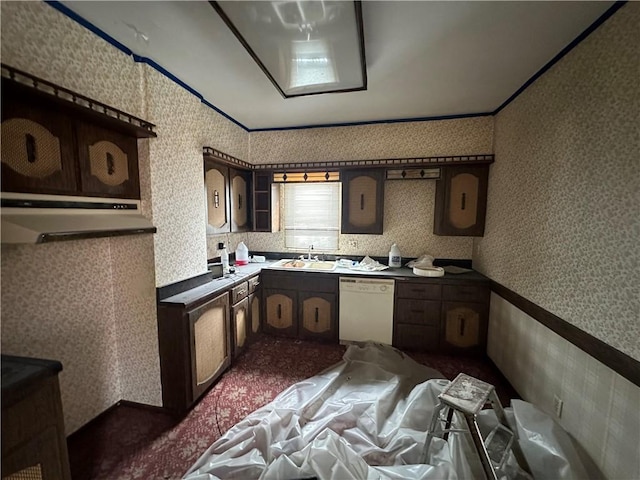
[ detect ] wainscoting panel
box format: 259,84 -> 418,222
488,293 -> 640,479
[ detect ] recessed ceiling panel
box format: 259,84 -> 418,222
212,1 -> 366,98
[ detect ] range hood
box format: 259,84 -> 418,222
1,193 -> 156,244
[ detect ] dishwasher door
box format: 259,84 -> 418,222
339,277 -> 395,345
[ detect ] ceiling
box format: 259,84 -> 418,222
62,1 -> 614,131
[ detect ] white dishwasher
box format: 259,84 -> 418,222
339,277 -> 395,345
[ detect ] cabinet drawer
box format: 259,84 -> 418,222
231,281 -> 249,304
394,324 -> 439,351
247,275 -> 260,294
262,272 -> 336,293
442,285 -> 489,303
395,300 -> 441,326
397,282 -> 442,300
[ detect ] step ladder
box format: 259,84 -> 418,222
424,373 -> 531,480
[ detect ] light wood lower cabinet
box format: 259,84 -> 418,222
249,292 -> 261,338
261,271 -> 337,342
441,301 -> 488,353
299,292 -> 336,341
232,296 -> 249,358
264,289 -> 297,336
158,292 -> 230,414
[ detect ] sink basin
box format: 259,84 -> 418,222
270,259 -> 337,271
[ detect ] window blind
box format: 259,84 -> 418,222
284,182 -> 341,250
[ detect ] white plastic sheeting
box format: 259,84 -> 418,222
184,342 -> 596,480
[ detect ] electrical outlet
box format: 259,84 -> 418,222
348,240 -> 358,248
553,395 -> 563,418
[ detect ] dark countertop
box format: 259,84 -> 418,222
159,262 -> 265,308
160,259 -> 488,309
2,354 -> 63,408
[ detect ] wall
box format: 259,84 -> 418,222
0,1 -> 248,433
477,4 -> 639,479
475,2 -> 639,361
207,117 -> 494,260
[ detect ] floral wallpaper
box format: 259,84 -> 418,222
248,117 -> 493,164
0,1 -> 144,118
475,2 -> 640,361
1,240 -> 122,434
210,180 -> 475,261
145,67 -> 209,286
0,0 -> 248,433
207,117 -> 493,259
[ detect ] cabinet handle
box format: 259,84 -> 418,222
277,304 -> 282,319
461,192 -> 466,211
213,190 -> 220,208
25,134 -> 37,163
459,316 -> 465,337
106,152 -> 115,175
238,194 -> 242,210
360,194 -> 364,210
315,307 -> 319,323
410,309 -> 424,314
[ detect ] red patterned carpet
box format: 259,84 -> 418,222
67,335 -> 518,480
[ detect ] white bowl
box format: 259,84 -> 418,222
413,266 -> 445,277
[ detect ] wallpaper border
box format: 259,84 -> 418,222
490,279 -> 640,388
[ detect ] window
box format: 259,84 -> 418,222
283,182 -> 341,250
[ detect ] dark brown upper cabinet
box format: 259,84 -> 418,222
0,66 -> 155,199
229,167 -> 252,232
1,98 -> 78,195
76,122 -> 140,199
204,160 -> 230,234
434,165 -> 489,236
341,169 -> 385,234
252,171 -> 280,233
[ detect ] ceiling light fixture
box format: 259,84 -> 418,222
210,1 -> 367,98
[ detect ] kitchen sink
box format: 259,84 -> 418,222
270,259 -> 337,271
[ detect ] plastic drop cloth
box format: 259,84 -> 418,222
184,342 -> 597,480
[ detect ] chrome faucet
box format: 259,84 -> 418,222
307,245 -> 314,260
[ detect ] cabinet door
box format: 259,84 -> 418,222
299,292 -> 336,341
394,324 -> 439,351
434,166 -> 489,236
232,297 -> 249,358
264,289 -> 297,337
248,292 -> 261,340
1,99 -> 78,194
188,292 -> 230,403
76,122 -> 140,198
441,301 -> 488,353
204,161 -> 230,234
341,169 -> 384,234
230,168 -> 251,232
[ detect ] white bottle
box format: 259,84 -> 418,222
235,241 -> 249,266
389,244 -> 401,268
220,245 -> 229,273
